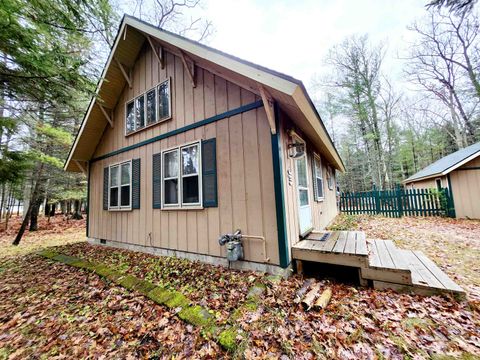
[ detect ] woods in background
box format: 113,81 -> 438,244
316,6 -> 480,192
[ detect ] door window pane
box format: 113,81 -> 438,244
135,95 -> 145,129
296,157 -> 307,188
121,163 -> 130,185
182,145 -> 199,175
299,189 -> 309,206
158,81 -> 170,120
183,176 -> 199,203
165,179 -> 178,204
146,89 -> 156,125
126,101 -> 135,133
164,151 -> 178,178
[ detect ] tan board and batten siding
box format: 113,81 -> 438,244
89,45 -> 281,264
279,114 -> 338,248
450,157 -> 480,219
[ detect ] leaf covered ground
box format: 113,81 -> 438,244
1,215 -> 480,359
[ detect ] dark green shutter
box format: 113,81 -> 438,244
152,153 -> 162,208
132,158 -> 141,209
103,167 -> 109,210
202,138 -> 217,207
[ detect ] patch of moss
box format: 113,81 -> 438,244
247,283 -> 266,299
38,249 -> 59,259
147,287 -> 176,305
52,254 -> 79,265
94,264 -> 122,280
178,305 -> 213,327
218,326 -> 241,352
164,291 -> 190,308
0,347 -> 11,360
117,275 -> 141,290
133,279 -> 157,295
231,299 -> 258,321
266,275 -> 282,284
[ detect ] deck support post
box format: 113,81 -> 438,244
296,260 -> 304,275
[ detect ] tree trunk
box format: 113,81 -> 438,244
13,165 -> 44,245
44,202 -> 50,217
49,203 -> 56,217
29,200 -> 40,231
71,199 -> 83,220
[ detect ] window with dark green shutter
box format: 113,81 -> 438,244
202,138 -> 217,208
105,159 -> 139,210
152,153 -> 162,208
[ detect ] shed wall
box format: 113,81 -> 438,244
89,45 -> 280,265
450,157 -> 480,219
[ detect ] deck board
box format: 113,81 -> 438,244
368,240 -> 382,267
344,231 -> 357,254
321,231 -> 340,252
384,240 -> 410,270
402,250 -> 444,289
375,240 -> 395,268
413,251 -> 464,293
355,232 -> 368,256
332,231 -> 348,253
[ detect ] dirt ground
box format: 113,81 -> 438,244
0,215 -> 479,359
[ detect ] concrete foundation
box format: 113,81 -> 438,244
88,238 -> 292,277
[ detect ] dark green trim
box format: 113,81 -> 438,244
270,102 -> 289,268
86,161 -> 91,237
91,100 -> 263,163
447,174 -> 456,218
457,166 -> 480,171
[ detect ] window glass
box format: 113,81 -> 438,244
314,156 -> 324,199
120,186 -> 130,206
158,80 -> 170,120
299,189 -> 309,206
183,177 -> 199,203
297,157 -> 307,188
126,101 -> 135,134
135,95 -> 145,129
110,166 -> 119,187
146,89 -> 156,125
182,145 -> 199,175
164,151 -> 178,178
110,188 -> 119,207
121,163 -> 130,185
164,179 -> 178,204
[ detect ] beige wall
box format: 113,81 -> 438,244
279,111 -> 338,248
89,45 -> 280,264
405,176 -> 448,190
450,156 -> 480,219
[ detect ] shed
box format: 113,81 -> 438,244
404,142 -> 480,219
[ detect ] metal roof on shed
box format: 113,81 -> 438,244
405,142 -> 480,183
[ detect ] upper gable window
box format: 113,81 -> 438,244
125,78 -> 171,135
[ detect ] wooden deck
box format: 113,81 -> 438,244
292,231 -> 464,296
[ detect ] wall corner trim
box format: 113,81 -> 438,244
271,102 -> 289,268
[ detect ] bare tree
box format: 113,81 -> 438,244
404,10 -> 479,147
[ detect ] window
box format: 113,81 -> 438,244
435,178 -> 442,190
327,166 -> 334,190
109,161 -> 131,209
162,142 -> 201,208
313,155 -> 324,201
125,78 -> 171,135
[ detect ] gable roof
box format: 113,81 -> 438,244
404,142 -> 480,183
65,15 -> 345,172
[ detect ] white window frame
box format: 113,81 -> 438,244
108,160 -> 132,211
313,153 -> 324,201
161,140 -> 202,210
125,78 -> 172,136
327,165 -> 334,190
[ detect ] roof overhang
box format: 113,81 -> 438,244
403,149 -> 480,183
65,15 -> 345,173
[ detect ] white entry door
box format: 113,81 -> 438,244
296,151 -> 313,236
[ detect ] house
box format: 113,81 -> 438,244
65,15 -> 344,275
404,142 -> 480,219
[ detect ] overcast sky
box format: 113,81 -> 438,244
199,0 -> 428,88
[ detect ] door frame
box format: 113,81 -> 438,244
293,134 -> 313,237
